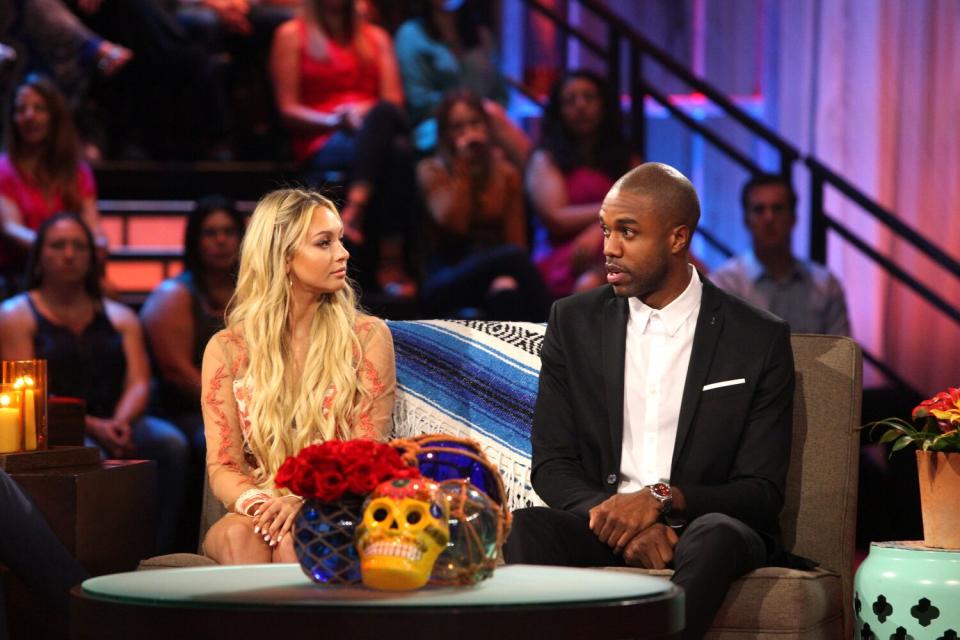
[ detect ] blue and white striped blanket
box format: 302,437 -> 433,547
387,320 -> 547,511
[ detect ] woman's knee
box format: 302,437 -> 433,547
273,532 -> 297,563
206,516 -> 269,564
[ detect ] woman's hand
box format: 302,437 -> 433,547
86,416 -> 134,458
571,223 -> 604,275
253,496 -> 303,547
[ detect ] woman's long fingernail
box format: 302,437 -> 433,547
254,526 -> 260,534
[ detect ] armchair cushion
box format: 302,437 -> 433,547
607,566 -> 843,638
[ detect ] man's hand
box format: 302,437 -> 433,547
622,523 -> 679,569
588,490 -> 662,552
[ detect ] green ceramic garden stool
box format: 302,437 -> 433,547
854,541 -> 960,639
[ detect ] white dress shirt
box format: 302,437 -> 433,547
619,266 -> 703,494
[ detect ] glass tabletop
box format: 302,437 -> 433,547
82,564 -> 673,609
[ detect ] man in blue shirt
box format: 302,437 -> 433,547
712,174 -> 850,336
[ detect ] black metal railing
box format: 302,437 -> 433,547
510,0 -> 958,395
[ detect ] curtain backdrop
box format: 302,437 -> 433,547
501,0 -> 960,393
770,0 -> 960,392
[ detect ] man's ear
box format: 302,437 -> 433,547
671,225 -> 691,254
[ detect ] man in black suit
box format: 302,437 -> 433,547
503,163 -> 795,639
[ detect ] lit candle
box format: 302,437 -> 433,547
0,393 -> 21,453
15,376 -> 36,450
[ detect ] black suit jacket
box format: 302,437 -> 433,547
531,277 -> 795,545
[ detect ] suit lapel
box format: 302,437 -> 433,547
602,294 -> 629,469
672,279 -> 725,471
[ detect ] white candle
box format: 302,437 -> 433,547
0,406 -> 21,453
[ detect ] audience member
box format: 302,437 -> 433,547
0,468 -> 88,640
0,213 -> 189,554
140,195 -> 244,550
711,173 -> 850,335
270,0 -> 419,298
394,0 -> 530,166
172,0 -> 296,159
201,188 -> 395,564
504,163 -> 795,639
526,70 -> 636,299
417,90 -> 549,321
69,0 -> 230,159
141,196 -> 244,451
0,0 -> 131,105
175,0 -> 296,43
0,74 -> 105,296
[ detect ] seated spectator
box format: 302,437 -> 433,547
0,74 -> 105,297
0,0 -> 131,107
175,0 -> 296,45
0,214 -> 189,553
172,0 -> 296,159
417,90 -> 549,321
711,173 -> 851,335
140,195 -> 244,451
394,0 -> 530,166
70,0 -> 229,159
270,0 -> 419,298
526,70 -> 637,299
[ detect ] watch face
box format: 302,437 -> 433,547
650,483 -> 670,500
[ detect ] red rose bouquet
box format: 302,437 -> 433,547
275,439 -> 420,502
868,386 -> 960,453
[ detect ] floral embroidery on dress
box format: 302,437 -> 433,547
232,377 -> 254,437
205,362 -> 241,472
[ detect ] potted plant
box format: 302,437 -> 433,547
867,386 -> 960,548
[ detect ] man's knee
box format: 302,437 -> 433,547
507,507 -> 557,545
675,513 -> 764,567
504,507 -> 569,564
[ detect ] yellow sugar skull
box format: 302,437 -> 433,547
356,477 -> 449,591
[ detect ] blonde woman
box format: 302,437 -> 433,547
200,188 -> 396,564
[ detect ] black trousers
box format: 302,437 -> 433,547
423,245 -> 552,322
503,507 -> 767,640
0,469 -> 88,640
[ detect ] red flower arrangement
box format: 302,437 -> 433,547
868,386 -> 960,453
275,439 -> 420,502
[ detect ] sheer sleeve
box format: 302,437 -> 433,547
201,330 -> 270,514
353,317 -> 396,441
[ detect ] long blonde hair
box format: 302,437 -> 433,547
226,188 -> 369,488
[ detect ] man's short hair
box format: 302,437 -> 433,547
614,162 -> 701,232
740,173 -> 798,214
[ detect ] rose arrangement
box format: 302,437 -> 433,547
868,386 -> 960,453
275,439 -> 420,502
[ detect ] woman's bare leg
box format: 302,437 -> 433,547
272,532 -> 297,563
203,513 -> 273,564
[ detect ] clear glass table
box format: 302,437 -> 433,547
72,563 -> 684,639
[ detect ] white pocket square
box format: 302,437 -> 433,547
702,378 -> 746,391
